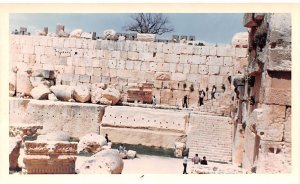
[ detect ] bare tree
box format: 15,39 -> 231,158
124,13 -> 174,35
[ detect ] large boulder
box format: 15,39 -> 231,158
37,131 -> 70,141
77,133 -> 107,154
16,71 -> 33,96
103,29 -> 117,40
91,86 -> 104,104
127,150 -> 137,159
30,85 -> 51,100
9,136 -> 22,170
76,149 -> 124,174
73,85 -> 91,103
101,87 -> 121,105
70,29 -> 82,38
49,85 -> 74,101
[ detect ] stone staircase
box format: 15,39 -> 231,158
195,92 -> 232,116
186,113 -> 233,163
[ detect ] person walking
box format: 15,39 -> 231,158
183,155 -> 188,174
211,85 -> 217,99
198,90 -> 206,106
182,95 -> 188,108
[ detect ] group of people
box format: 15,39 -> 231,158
152,86 -> 217,108
183,85 -> 217,108
182,154 -> 208,174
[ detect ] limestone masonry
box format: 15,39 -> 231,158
8,13 -> 291,174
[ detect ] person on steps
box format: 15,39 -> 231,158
211,85 -> 216,99
199,90 -> 206,106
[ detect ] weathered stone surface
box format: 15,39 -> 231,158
76,149 -> 124,174
16,71 -> 33,96
174,142 -> 185,158
101,87 -> 121,105
9,136 -> 22,170
23,141 -> 77,174
100,127 -> 185,149
192,162 -> 246,174
264,88 -> 291,106
91,84 -> 105,104
256,141 -> 291,173
30,85 -> 51,100
102,106 -> 188,132
9,98 -> 105,139
70,29 -> 82,38
37,131 -> 70,141
81,32 -> 94,39
77,133 -> 107,154
267,49 -> 291,71
31,69 -> 54,79
232,32 -> 248,48
103,29 -> 117,40
48,93 -> 58,101
127,150 -> 137,159
242,127 -> 260,171
50,85 -> 74,101
136,33 -> 155,42
74,85 -> 91,103
155,72 -> 171,81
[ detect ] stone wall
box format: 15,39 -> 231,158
231,13 -> 291,173
10,35 -> 248,107
9,97 -> 106,139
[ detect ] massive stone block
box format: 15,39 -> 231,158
100,127 -> 185,149
102,106 -> 189,132
9,98 -> 105,139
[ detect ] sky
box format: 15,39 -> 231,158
9,13 -> 247,44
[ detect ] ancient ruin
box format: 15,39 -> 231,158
8,13 -> 291,174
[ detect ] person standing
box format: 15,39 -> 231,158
211,85 -> 217,99
183,155 -> 188,174
200,156 -> 208,165
105,134 -> 109,143
182,95 -> 188,108
199,90 -> 206,106
152,95 -> 156,106
192,154 -> 201,165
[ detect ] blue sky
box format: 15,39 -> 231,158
10,13 -> 247,44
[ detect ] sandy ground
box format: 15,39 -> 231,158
17,148 -> 195,174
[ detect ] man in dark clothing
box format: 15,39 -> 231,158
199,90 -> 206,106
211,85 -> 216,99
182,95 -> 188,108
201,156 -> 208,165
105,134 -> 109,143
